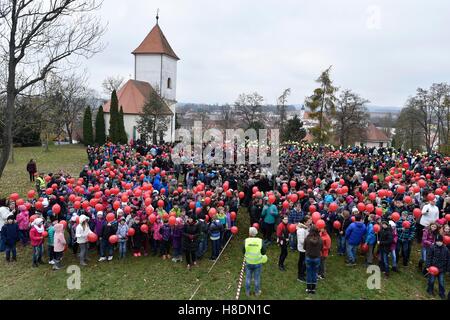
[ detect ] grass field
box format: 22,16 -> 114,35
0,146 -> 441,300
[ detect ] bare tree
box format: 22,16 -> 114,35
102,75 -> 125,97
219,104 -> 234,130
0,0 -> 105,179
234,92 -> 265,129
276,88 -> 291,128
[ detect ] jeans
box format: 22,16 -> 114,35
118,241 -> 127,258
262,222 -> 274,243
428,273 -> 446,296
211,239 -> 221,259
279,241 -> 288,267
19,230 -> 29,245
366,244 -> 375,264
289,233 -> 297,250
380,250 -> 390,273
196,237 -> 208,258
396,240 -> 411,265
390,249 -> 397,268
305,257 -> 321,285
337,234 -> 346,255
48,245 -> 54,261
185,249 -> 197,265
298,251 -> 306,279
346,243 -> 357,263
32,244 -> 43,263
101,239 -> 113,257
79,243 -> 88,264
5,244 -> 16,260
245,263 -> 262,294
319,256 -> 326,277
421,247 -> 429,263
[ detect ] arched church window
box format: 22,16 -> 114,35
167,78 -> 172,89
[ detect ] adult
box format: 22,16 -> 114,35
183,215 -> 200,270
345,214 -> 367,266
261,198 -> 278,245
378,221 -> 394,277
26,159 -> 37,182
0,199 -> 11,252
243,227 -> 267,297
296,216 -> 311,282
276,215 -> 289,271
304,225 -> 323,294
419,199 -> 439,242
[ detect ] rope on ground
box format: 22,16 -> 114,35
189,234 -> 235,300
235,257 -> 246,300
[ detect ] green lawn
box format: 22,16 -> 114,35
0,146 -> 441,300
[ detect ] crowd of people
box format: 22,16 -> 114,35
0,140 -> 449,299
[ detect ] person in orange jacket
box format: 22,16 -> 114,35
319,228 -> 332,279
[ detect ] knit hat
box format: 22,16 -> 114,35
436,234 -> 444,242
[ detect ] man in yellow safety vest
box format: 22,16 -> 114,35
243,227 -> 267,297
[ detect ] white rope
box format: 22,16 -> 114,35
235,257 -> 246,300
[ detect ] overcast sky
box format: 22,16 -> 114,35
83,0 -> 450,107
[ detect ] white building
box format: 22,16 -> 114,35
103,16 -> 179,143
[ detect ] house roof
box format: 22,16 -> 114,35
103,80 -> 173,116
365,123 -> 390,142
132,24 -> 180,60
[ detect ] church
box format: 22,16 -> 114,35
103,15 -> 179,143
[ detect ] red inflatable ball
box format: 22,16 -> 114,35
366,204 -> 374,213
230,212 -> 237,221
445,214 -> 450,222
106,213 -> 115,223
162,213 -> 169,221
59,220 -> 68,229
333,220 -> 341,230
252,223 -> 260,230
252,186 -> 259,194
414,208 -> 422,219
391,212 -> 400,222
403,196 -> 412,204
288,224 -> 297,233
402,221 -> 411,229
443,235 -> 450,246
427,193 -> 435,202
341,186 -> 349,194
268,195 -> 276,204
157,200 -> 164,208
360,243 -> 369,254
231,226 -> 238,235
369,192 -> 377,201
140,224 -> 149,233
204,197 -> 211,205
298,190 -> 305,199
397,185 -> 406,194
357,203 -> 366,212
189,202 -> 196,210
331,182 -> 338,190
27,190 -> 36,199
375,207 -> 383,217
124,206 -> 132,214
127,228 -> 136,237
373,224 -> 381,234
169,216 -> 176,226
312,212 -> 321,223
45,188 -> 53,195
315,219 -> 326,230
282,201 -> 289,209
309,205 -> 316,214
208,208 -> 217,217
239,192 -> 245,199
373,175 -> 379,181
10,193 -> 20,201
87,232 -> 98,243
435,188 -> 444,196
418,179 -> 426,188
428,266 -> 439,276
289,194 -> 299,203
52,204 -> 61,215
149,214 -> 157,224
329,202 -> 338,212
42,231 -> 48,238
169,211 -> 177,218
109,235 -> 118,244
113,201 -> 120,211
68,194 -> 76,202
35,201 -> 43,210
290,180 -> 297,188
95,203 -> 103,212
351,216 -> 356,222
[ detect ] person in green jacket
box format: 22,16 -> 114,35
261,199 -> 279,245
47,217 -> 58,265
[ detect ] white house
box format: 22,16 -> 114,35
103,16 -> 179,143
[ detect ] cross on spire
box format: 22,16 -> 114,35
156,8 -> 159,24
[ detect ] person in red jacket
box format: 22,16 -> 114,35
29,218 -> 45,267
319,228 -> 332,279
277,216 -> 290,271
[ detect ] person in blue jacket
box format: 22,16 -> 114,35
1,215 -> 19,262
345,214 -> 367,266
364,214 -> 378,265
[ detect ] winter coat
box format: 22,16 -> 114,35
304,235 -> 323,259
0,206 -> 11,230
320,231 -> 332,257
182,222 -> 200,251
261,204 -> 278,224
296,223 -> 309,253
75,217 -> 91,244
345,222 -> 367,246
426,244 -> 449,273
172,225 -> 183,249
152,222 -> 163,241
16,211 -> 29,231
101,222 -> 118,240
116,223 -> 129,242
29,226 -> 44,246
390,228 -> 398,251
208,220 -> 223,240
161,223 -> 172,242
47,225 -> 55,246
276,222 -> 289,242
422,228 -> 437,248
365,222 -> 377,245
1,223 -> 19,246
53,223 -> 66,253
94,218 -> 106,236
378,226 -> 393,252
130,223 -> 143,249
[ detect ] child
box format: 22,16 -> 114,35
426,235 -> 449,299
69,216 -> 78,255
420,223 -> 439,273
160,217 -> 172,260
100,217 -> 117,261
116,217 -> 129,259
30,218 -> 45,267
171,219 -> 183,262
389,220 -> 398,272
152,216 -> 163,256
276,216 -> 289,271
47,217 -> 58,265
208,218 -> 223,260
16,207 -> 29,246
378,221 -> 393,277
396,211 -> 416,267
130,216 -> 143,257
1,215 -> 19,262
319,228 -> 331,279
75,215 -> 91,266
53,223 -> 66,270
365,214 -> 377,265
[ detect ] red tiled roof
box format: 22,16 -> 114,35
103,80 -> 173,116
366,123 -> 390,142
132,24 -> 180,60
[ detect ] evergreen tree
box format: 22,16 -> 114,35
118,106 -> 128,144
305,66 -> 338,144
109,90 -> 119,143
82,106 -> 94,146
281,115 -> 307,143
94,105 -> 106,145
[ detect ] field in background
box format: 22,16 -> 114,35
0,146 -> 437,300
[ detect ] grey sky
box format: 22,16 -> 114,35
83,0 -> 450,107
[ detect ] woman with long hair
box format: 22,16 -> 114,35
304,225 -> 323,294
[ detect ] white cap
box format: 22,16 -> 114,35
389,220 -> 396,228
97,211 -> 104,216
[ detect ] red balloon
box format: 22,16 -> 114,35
435,188 -> 444,196
124,206 -> 131,214
341,186 -> 349,194
368,193 -> 376,201
106,213 -> 115,223
109,235 -> 118,244
357,203 -> 366,212
289,194 -> 299,203
204,197 -> 211,205
252,223 -> 260,230
52,204 -> 61,215
35,201 -> 43,210
239,192 -> 245,199
230,212 -> 237,221
94,203 -> 103,212
268,195 -> 276,204
333,220 -> 341,230
329,202 -> 338,212
168,216 -> 176,226
231,226 -> 238,235
45,188 -> 53,195
315,178 -> 321,186
427,193 -> 435,202
140,224 -> 149,233
312,212 -> 321,223
373,175 -> 379,181
309,205 -> 316,214
414,208 -> 422,219
282,201 -> 289,209
404,196 -> 412,204
373,224 -> 381,233
10,193 -> 20,201
397,185 -> 406,194
290,181 -> 297,188
208,208 -> 217,218
27,190 -> 36,199
428,266 -> 439,276
60,220 -> 67,229
391,212 -> 400,222
113,201 -> 120,211
149,214 -> 157,224
366,204 -> 374,213
87,232 -> 98,243
315,219 -> 326,230
360,243 -> 369,253
68,194 -> 76,202
252,186 -> 259,194
351,216 -> 356,222
402,221 -> 411,229
331,182 -> 339,190
189,202 -> 196,210
157,200 -> 164,208
288,224 -> 297,233
298,190 -> 305,199
443,236 -> 450,246
378,189 -> 387,198
418,179 -> 426,188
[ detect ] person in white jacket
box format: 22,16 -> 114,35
418,199 -> 439,244
297,216 -> 311,282
0,199 -> 12,252
76,215 -> 91,266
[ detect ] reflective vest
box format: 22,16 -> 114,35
245,237 -> 263,265
36,177 -> 45,189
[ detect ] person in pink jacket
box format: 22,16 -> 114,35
152,217 -> 163,256
52,223 -> 66,270
29,218 -> 44,267
15,207 -> 29,246
389,221 -> 399,272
